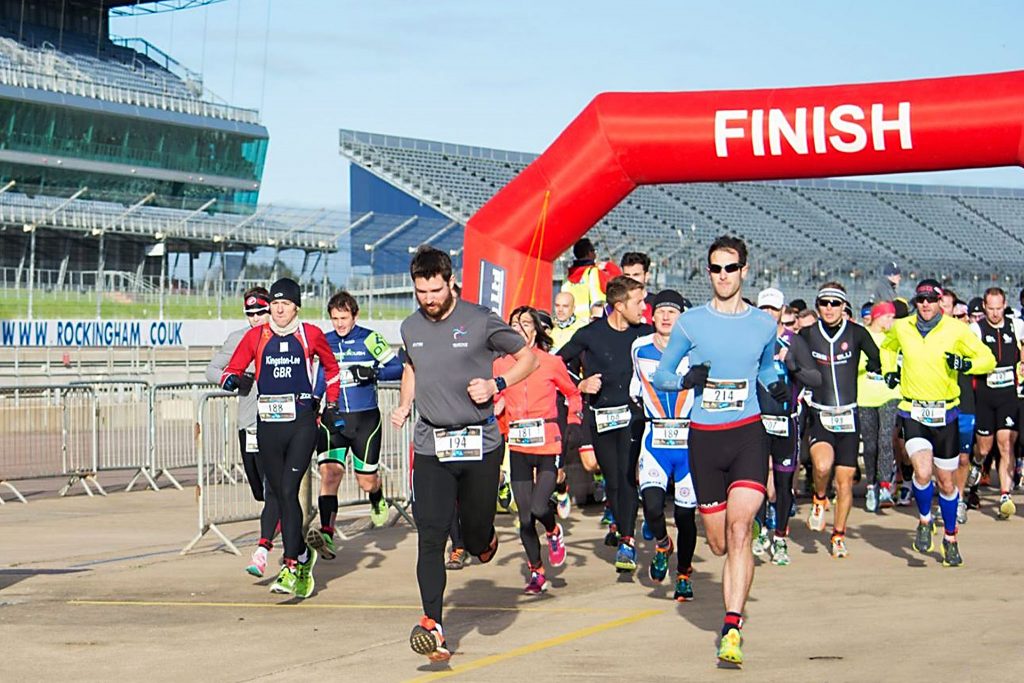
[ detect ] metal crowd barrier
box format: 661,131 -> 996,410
149,382 -> 218,490
0,385 -> 69,503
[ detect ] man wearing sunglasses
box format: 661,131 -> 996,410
652,236 -> 785,667
801,283 -> 881,558
880,279 -> 995,567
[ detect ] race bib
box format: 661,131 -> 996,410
911,400 -> 946,427
651,418 -> 689,449
819,406 -> 856,434
244,427 -> 259,453
257,394 -> 296,422
433,426 -> 483,462
701,378 -> 748,412
761,415 -> 790,437
508,418 -> 546,447
594,405 -> 631,433
987,366 -> 1015,390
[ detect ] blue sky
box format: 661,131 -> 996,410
112,0 -> 1024,209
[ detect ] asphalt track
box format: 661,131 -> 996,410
1,484 -> 1021,681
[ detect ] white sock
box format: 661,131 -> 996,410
298,549 -> 309,564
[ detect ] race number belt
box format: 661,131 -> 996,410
594,405 -> 631,433
508,418 -> 546,447
651,418 -> 689,449
433,426 -> 483,462
761,415 -> 790,438
987,366 -> 1015,390
819,406 -> 856,434
910,400 -> 946,427
257,394 -> 296,422
244,427 -> 259,453
701,378 -> 748,412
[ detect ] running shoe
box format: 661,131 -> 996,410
807,498 -> 827,532
751,526 -> 769,557
369,499 -> 390,527
603,527 -> 620,548
865,486 -> 878,513
555,491 -> 572,520
547,523 -> 567,567
673,572 -> 694,602
897,483 -> 913,507
717,628 -> 743,666
942,536 -> 963,567
410,616 -> 450,662
246,547 -> 268,578
956,499 -> 968,525
998,494 -> 1016,520
913,520 -> 935,554
305,527 -> 336,561
524,571 -> 548,595
965,463 -> 982,489
770,537 -> 790,566
614,541 -> 637,572
966,488 -> 981,510
765,502 -> 777,531
497,481 -> 513,511
878,485 -> 895,509
641,520 -> 654,541
593,475 -> 606,503
830,534 -> 848,559
600,506 -> 615,527
649,539 -> 673,583
292,548 -> 317,599
445,547 -> 467,570
269,564 -> 297,595
476,530 -> 499,564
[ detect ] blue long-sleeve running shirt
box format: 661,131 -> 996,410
313,325 -> 403,412
652,303 -> 780,426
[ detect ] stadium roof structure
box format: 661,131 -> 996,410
108,1 -> 227,15
339,128 -> 1024,283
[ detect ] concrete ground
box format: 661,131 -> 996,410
1,482 -> 1021,682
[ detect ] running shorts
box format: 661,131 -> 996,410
637,425 -> 697,508
806,408 -> 860,468
687,416 -> 768,514
315,407 -> 383,474
975,391 -> 1019,437
898,415 -> 959,468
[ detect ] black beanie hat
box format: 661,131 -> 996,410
269,278 -> 301,308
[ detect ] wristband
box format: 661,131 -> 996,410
494,376 -> 508,393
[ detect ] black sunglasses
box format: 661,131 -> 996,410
245,311 -> 266,317
916,295 -> 940,304
816,299 -> 845,308
707,262 -> 744,274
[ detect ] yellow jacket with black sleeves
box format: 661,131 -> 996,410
880,314 -> 995,413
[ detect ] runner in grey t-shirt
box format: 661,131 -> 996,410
391,246 -> 537,663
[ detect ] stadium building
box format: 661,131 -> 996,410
339,127 -> 1024,305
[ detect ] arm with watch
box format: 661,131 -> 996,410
466,344 -> 538,404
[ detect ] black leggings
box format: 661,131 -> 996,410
773,469 -> 795,537
256,411 -> 317,561
640,487 -> 697,573
238,430 -> 281,548
510,450 -> 558,568
449,505 -> 463,549
588,409 -> 641,538
412,444 -> 503,624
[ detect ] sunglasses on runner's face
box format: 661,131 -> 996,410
707,262 -> 744,274
245,311 -> 266,317
816,299 -> 845,308
916,295 -> 940,304
781,318 -> 798,327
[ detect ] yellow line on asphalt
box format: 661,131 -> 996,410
67,599 -> 634,615
405,609 -> 663,682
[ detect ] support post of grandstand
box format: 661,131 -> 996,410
365,215 -> 418,318
25,186 -> 87,319
94,192 -> 156,320
268,208 -> 328,281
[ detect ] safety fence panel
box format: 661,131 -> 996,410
61,385 -> 102,496
150,382 -> 218,490
0,385 -> 68,503
376,384 -> 415,526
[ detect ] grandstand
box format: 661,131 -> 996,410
339,128 -> 1024,304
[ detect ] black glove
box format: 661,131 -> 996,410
222,373 -> 253,393
322,401 -> 345,435
865,358 -> 882,375
768,381 -> 789,404
350,364 -> 378,385
682,363 -> 710,390
945,352 -> 972,372
884,370 -> 900,389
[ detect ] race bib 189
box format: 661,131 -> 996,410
651,419 -> 689,449
701,378 -> 748,412
257,394 -> 296,422
433,426 -> 483,462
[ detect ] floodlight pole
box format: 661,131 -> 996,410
26,187 -> 87,320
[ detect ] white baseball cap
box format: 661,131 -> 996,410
756,287 -> 785,310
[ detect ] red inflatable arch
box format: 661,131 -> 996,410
461,70 -> 1024,315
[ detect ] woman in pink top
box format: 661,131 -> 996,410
495,306 -> 582,595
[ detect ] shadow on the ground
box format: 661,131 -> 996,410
856,523 -> 929,567
0,568 -> 90,591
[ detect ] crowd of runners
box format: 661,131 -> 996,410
208,236 -> 1024,668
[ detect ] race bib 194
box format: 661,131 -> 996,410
433,426 -> 483,462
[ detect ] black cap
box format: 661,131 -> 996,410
270,277 -> 302,308
968,297 -> 984,315
915,278 -> 943,300
653,289 -> 686,312
573,238 -> 596,259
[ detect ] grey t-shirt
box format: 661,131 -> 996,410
401,300 -> 525,455
205,326 -> 257,429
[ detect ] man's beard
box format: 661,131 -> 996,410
422,290 -> 455,321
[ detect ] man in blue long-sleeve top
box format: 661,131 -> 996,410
652,236 -> 786,668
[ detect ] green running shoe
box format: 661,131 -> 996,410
942,537 -> 963,567
369,498 -> 390,527
306,527 -> 336,560
269,565 -> 297,595
293,548 -> 317,599
717,628 -> 743,666
497,481 -> 513,511
673,573 -> 694,602
912,520 -> 935,554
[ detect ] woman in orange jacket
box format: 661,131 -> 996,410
495,306 -> 582,595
